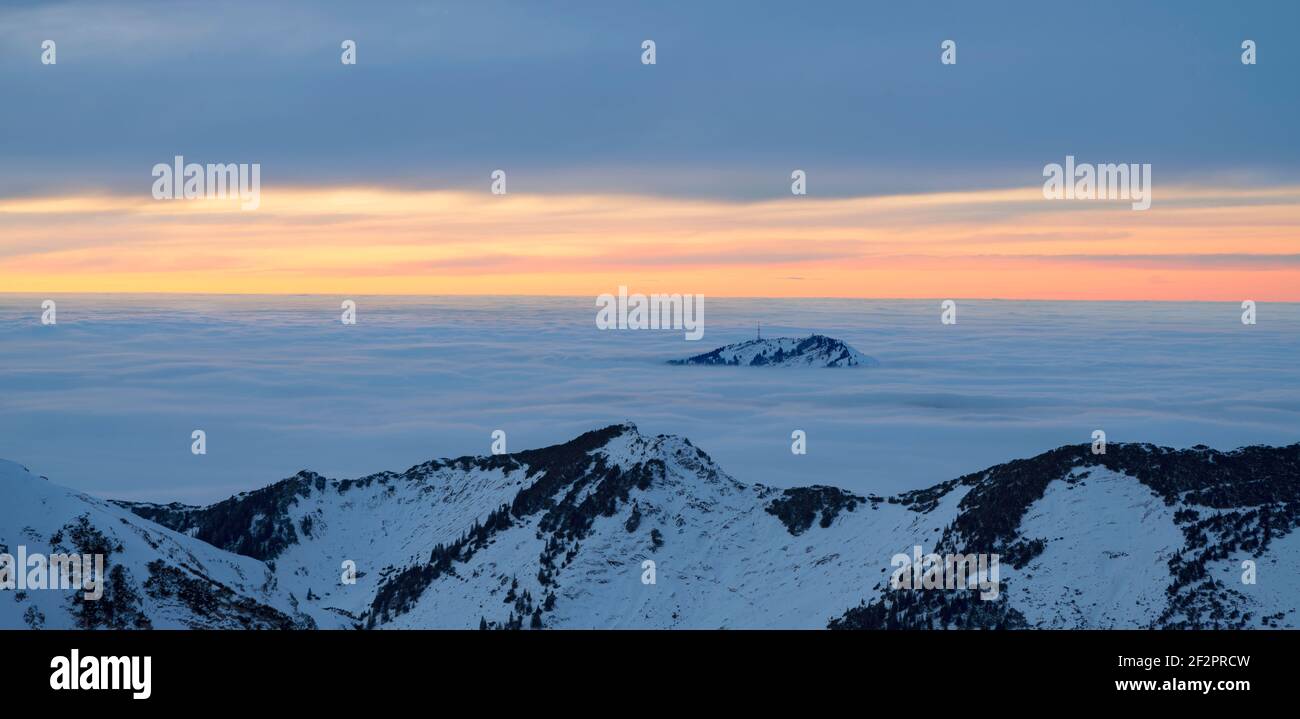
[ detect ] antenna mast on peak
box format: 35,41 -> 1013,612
757,322 -> 761,340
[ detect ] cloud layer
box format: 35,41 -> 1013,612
2,295 -> 1298,502
2,0 -> 1298,197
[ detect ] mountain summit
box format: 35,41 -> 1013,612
668,334 -> 877,367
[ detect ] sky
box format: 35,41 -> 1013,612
1,0 -> 1298,299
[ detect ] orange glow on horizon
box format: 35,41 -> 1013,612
2,185 -> 1298,301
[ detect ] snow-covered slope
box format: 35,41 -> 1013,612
668,334 -> 877,367
832,443 -> 1300,629
6,427 -> 1298,629
0,459 -> 327,629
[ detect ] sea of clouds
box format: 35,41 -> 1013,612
1,295 -> 1297,503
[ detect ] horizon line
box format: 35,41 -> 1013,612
1,291 -> 1294,304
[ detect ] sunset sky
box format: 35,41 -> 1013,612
2,0 -> 1297,299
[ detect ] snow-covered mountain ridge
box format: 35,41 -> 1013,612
4,426 -> 1298,629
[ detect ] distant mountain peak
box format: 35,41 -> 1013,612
668,334 -> 877,367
